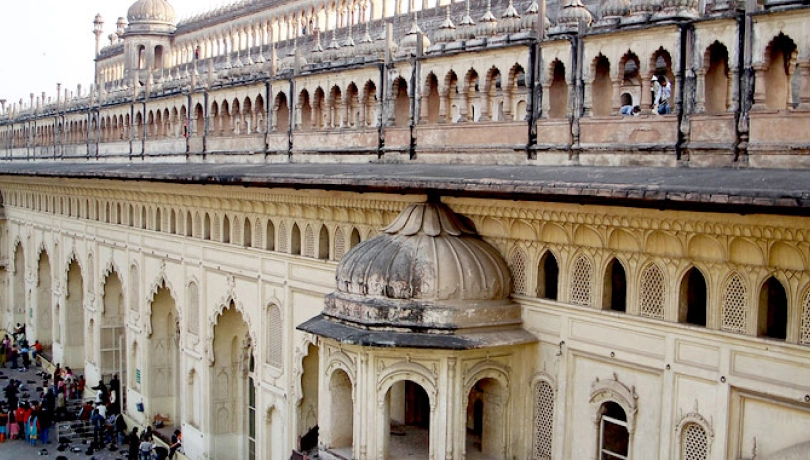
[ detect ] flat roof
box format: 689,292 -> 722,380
0,162 -> 808,215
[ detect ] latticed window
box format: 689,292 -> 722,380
266,305 -> 283,367
305,226 -> 315,258
640,263 -> 666,319
570,255 -> 593,307
278,222 -> 288,253
533,381 -> 554,460
721,273 -> 748,334
511,247 -> 528,295
681,423 -> 708,460
253,220 -> 263,250
801,289 -> 810,345
334,228 -> 346,260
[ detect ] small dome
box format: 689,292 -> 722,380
400,14 -> 431,54
127,0 -> 176,24
434,6 -> 458,44
602,0 -> 632,17
498,0 -> 522,34
557,0 -> 593,25
324,201 -> 517,333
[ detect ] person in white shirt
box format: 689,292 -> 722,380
657,77 -> 672,114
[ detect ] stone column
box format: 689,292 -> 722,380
751,64 -> 766,110
640,73 -> 653,114
611,78 -> 622,115
798,61 -> 810,110
694,68 -> 706,113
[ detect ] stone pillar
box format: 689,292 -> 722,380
751,64 -> 766,110
458,87 -> 469,122
694,69 -> 706,113
798,61 -> 810,110
541,82 -> 551,118
438,89 -> 448,123
640,73 -> 653,114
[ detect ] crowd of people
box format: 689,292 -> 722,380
0,326 -> 181,459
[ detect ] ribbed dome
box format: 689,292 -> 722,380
324,201 -> 517,333
335,201 -> 510,302
127,0 -> 176,24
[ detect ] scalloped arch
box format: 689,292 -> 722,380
377,360 -> 438,407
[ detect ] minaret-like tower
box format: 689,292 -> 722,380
122,0 -> 176,85
93,14 -> 104,56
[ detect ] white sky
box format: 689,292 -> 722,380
0,0 -> 222,108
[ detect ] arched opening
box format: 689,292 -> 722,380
679,268 -> 707,326
299,90 -> 312,131
186,211 -> 193,237
619,53 -> 640,111
620,93 -> 633,107
592,55 -> 612,116
149,284 -> 180,441
328,369 -> 354,456
393,78 -> 410,126
384,380 -> 430,459
291,223 -> 301,255
35,252 -> 53,350
276,93 -> 290,132
194,104 -> 205,136
350,228 -> 361,249
297,343 -> 319,455
314,88 -> 326,129
211,302 -> 252,458
210,102 -> 221,136
466,378 -> 506,459
598,401 -> 629,459
536,250 -> 559,301
704,42 -> 729,114
244,218 -> 252,247
223,215 -> 231,243
138,45 -> 146,69
63,259 -> 85,368
204,213 -> 211,240
764,34 -> 796,110
603,258 -> 627,312
101,271 -> 125,400
265,220 -> 275,251
318,226 -> 329,260
549,61 -> 567,119
758,276 -> 788,340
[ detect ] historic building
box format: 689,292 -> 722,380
0,0 -> 809,459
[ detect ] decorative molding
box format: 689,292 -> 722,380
589,372 -> 638,433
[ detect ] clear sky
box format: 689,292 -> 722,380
0,0 -> 221,109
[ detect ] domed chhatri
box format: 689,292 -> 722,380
127,0 -> 176,24
318,200 -> 528,344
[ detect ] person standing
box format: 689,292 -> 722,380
127,427 -> 140,460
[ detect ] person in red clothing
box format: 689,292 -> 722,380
14,402 -> 28,439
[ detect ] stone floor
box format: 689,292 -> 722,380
0,364 -> 132,460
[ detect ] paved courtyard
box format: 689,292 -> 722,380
0,365 -> 132,460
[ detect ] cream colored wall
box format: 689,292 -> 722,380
1,179 -> 810,459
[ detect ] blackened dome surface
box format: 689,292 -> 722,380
334,201 -> 512,303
